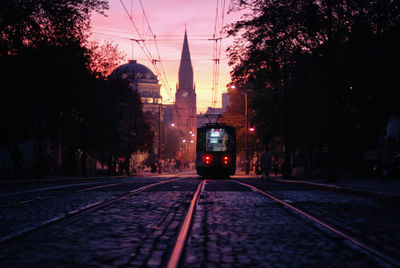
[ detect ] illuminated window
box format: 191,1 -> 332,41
206,129 -> 228,151
210,128 -> 221,137
140,97 -> 153,103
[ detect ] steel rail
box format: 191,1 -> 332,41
0,182 -> 125,208
167,179 -> 205,268
234,180 -> 400,267
77,183 -> 122,192
0,182 -> 102,198
0,177 -> 185,246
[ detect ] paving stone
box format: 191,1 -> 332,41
184,180 -> 394,267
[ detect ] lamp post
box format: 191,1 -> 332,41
158,104 -> 162,173
245,91 -> 250,174
187,118 -> 190,165
249,126 -> 256,173
231,85 -> 250,174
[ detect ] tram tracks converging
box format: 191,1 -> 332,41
168,178 -> 399,267
233,179 -> 400,267
0,176 -> 207,267
0,181 -> 123,208
0,177 -> 186,246
1,177 -> 398,267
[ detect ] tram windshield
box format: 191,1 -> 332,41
205,128 -> 229,152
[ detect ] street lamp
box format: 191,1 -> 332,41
249,126 -> 258,174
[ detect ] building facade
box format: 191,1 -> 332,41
109,60 -> 163,168
108,29 -> 198,167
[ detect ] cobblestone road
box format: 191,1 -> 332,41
184,179 -> 395,267
237,179 -> 400,260
0,177 -> 200,267
0,176 -> 398,267
0,177 -> 166,240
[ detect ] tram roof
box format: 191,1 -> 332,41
198,122 -> 234,130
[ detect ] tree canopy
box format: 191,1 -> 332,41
225,0 -> 400,175
0,0 -> 154,175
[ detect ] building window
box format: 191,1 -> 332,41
141,97 -> 153,103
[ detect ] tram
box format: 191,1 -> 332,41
196,123 -> 236,179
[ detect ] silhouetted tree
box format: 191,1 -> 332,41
227,0 -> 400,177
0,0 -> 108,55
87,40 -> 126,79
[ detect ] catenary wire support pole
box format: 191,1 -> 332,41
158,104 -> 162,174
327,0 -> 337,182
245,90 -> 249,174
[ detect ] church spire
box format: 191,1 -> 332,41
178,29 -> 194,91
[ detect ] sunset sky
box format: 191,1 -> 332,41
89,0 -> 247,113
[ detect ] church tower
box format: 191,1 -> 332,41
175,29 -> 197,161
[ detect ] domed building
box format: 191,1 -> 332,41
108,29 -> 197,170
109,60 -> 162,113
109,60 -> 165,171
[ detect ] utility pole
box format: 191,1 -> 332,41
327,0 -> 337,182
245,91 -> 250,174
158,104 -> 162,174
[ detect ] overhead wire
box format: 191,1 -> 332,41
92,30 -> 219,42
92,30 -> 225,42
119,0 -> 152,62
93,26 -> 213,37
119,0 -> 174,101
211,0 -> 226,108
118,0 -> 229,107
138,0 -> 173,100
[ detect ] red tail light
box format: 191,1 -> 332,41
204,155 -> 212,164
223,156 -> 229,164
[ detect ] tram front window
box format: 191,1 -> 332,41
206,128 -> 229,152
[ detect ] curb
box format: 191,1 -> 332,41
0,175 -> 125,184
0,171 -> 196,184
276,179 -> 400,201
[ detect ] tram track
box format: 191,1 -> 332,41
0,181 -> 124,208
1,175 -> 188,208
1,176 -> 397,267
168,178 -> 400,267
233,179 -> 400,267
0,177 -> 186,246
167,179 -> 205,268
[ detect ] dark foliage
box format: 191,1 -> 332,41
226,0 -> 400,176
0,0 -> 154,175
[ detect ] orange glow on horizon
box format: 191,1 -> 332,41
90,0 -> 247,113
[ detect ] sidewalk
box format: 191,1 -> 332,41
234,171 -> 400,200
277,177 -> 400,201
